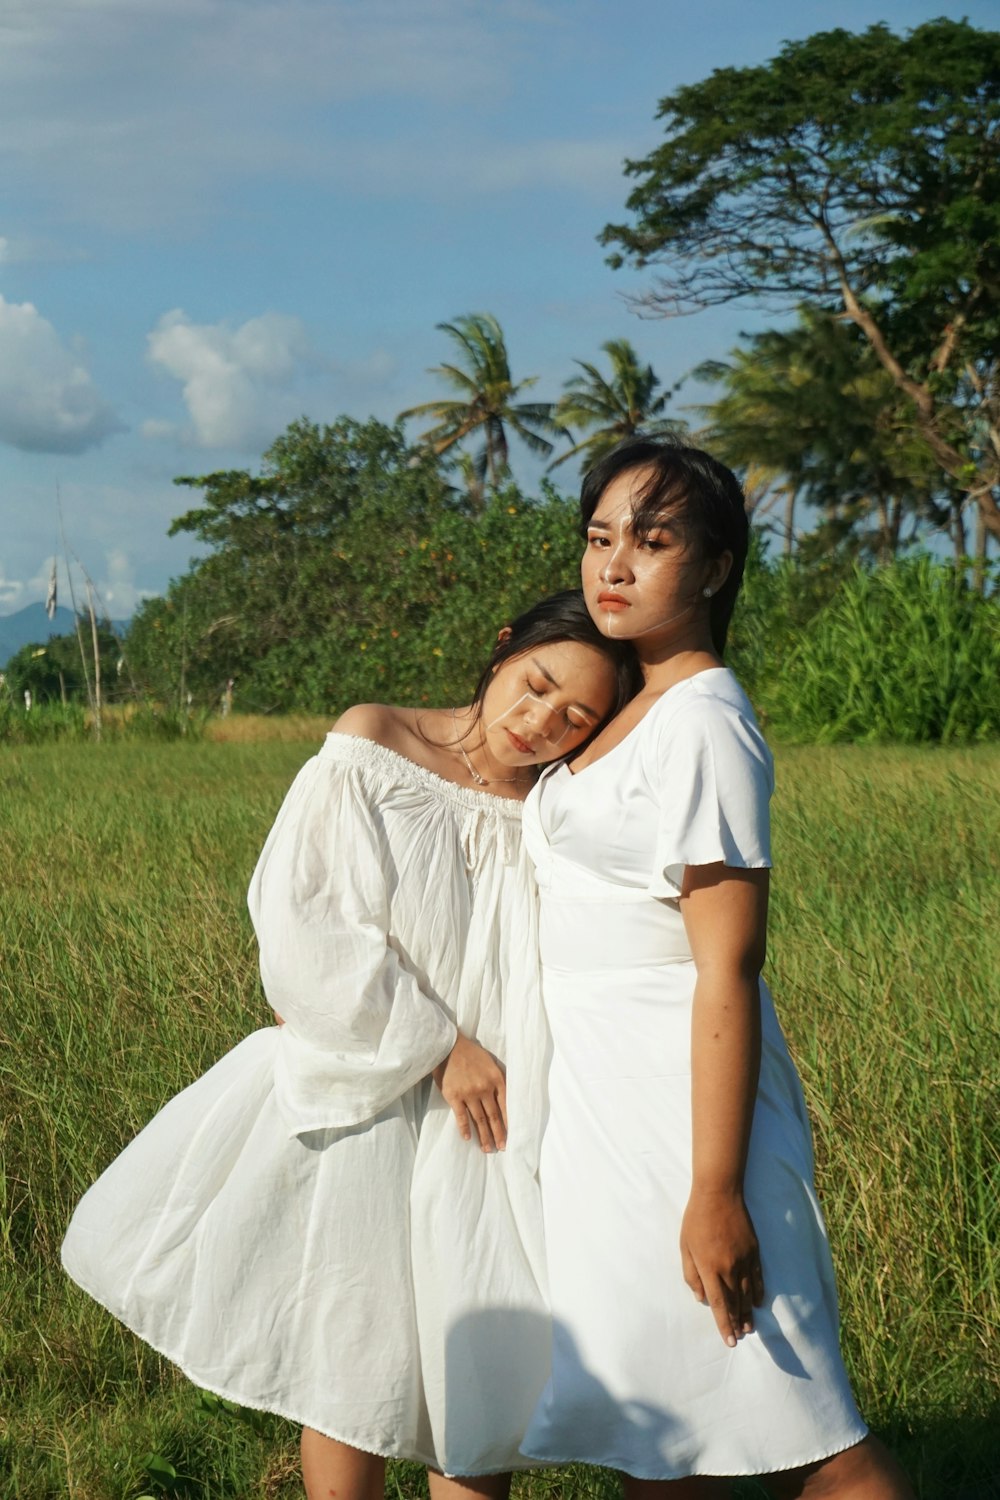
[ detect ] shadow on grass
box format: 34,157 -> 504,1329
883,1407 -> 1000,1500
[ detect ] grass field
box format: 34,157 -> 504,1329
1,737 -> 997,1500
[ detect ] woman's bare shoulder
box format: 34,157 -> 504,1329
331,702 -> 432,757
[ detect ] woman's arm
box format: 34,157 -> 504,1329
272,1006 -> 507,1154
679,862 -> 769,1347
249,756 -> 459,1137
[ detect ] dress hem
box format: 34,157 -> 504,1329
63,1262 -> 538,1478
518,1423 -> 870,1481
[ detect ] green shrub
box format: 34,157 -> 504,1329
0,703 -> 207,746
758,557 -> 1000,742
0,701 -> 88,744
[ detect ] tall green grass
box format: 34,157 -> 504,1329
1,741 -> 997,1499
0,702 -> 209,745
754,559 -> 1000,743
765,747 -> 999,1464
0,701 -> 89,743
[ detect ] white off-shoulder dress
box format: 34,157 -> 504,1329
519,669 -> 868,1480
62,734 -> 552,1476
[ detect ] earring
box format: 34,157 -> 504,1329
702,587 -> 713,599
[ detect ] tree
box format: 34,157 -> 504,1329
129,418 -> 458,711
399,313 -> 560,489
694,311 -> 943,563
601,19 -> 1000,544
3,624 -> 120,705
548,338 -> 683,473
126,415 -> 583,715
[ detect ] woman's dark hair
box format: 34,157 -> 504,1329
580,439 -> 749,656
470,589 -> 640,731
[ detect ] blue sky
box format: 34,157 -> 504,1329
2,0 -> 995,618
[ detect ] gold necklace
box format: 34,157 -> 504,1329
451,708 -> 533,787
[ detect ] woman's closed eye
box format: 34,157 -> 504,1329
529,678 -> 589,731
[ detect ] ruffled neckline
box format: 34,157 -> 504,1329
319,732 -> 525,818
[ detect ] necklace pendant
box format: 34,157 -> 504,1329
451,708 -> 528,787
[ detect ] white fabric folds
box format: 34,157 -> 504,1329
520,670 -> 868,1479
62,734 -> 552,1475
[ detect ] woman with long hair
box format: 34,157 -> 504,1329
63,590 -> 638,1500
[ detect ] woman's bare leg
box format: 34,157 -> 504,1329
765,1435 -> 914,1499
300,1428 -> 385,1500
622,1478 -> 730,1500
428,1471 -> 512,1500
617,1435 -> 913,1500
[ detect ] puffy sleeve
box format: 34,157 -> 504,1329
247,751 -> 458,1137
646,695 -> 774,900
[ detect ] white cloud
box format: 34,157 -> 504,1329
139,418 -> 177,442
0,554 -> 60,617
0,567 -> 26,611
0,468 -> 210,629
0,548 -> 158,623
0,294 -> 122,453
145,309 -> 318,449
334,136 -> 627,197
143,312 -> 401,452
0,0 -> 609,227
90,547 -> 157,617
351,350 -> 398,384
0,231 -> 87,265
0,0 -> 520,106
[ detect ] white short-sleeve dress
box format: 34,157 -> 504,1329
519,669 -> 868,1480
62,734 -> 552,1476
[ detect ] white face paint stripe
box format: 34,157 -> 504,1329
485,691 -> 577,747
589,503 -> 702,638
599,507 -> 632,582
594,504 -> 636,635
626,601 -> 701,637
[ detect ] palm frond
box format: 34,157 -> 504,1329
398,312 -> 558,486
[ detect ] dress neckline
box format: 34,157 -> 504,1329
321,732 -> 525,817
563,667 -> 732,779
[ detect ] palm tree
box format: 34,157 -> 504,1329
399,314 -> 559,491
693,312 -> 942,563
548,338 -> 682,473
689,351 -> 805,557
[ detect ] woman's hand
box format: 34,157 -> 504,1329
680,1187 -> 764,1347
433,1032 -> 508,1153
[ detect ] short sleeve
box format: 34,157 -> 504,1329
247,753 -> 458,1137
647,694 -> 774,899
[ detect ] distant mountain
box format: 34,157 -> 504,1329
0,603 -> 129,668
